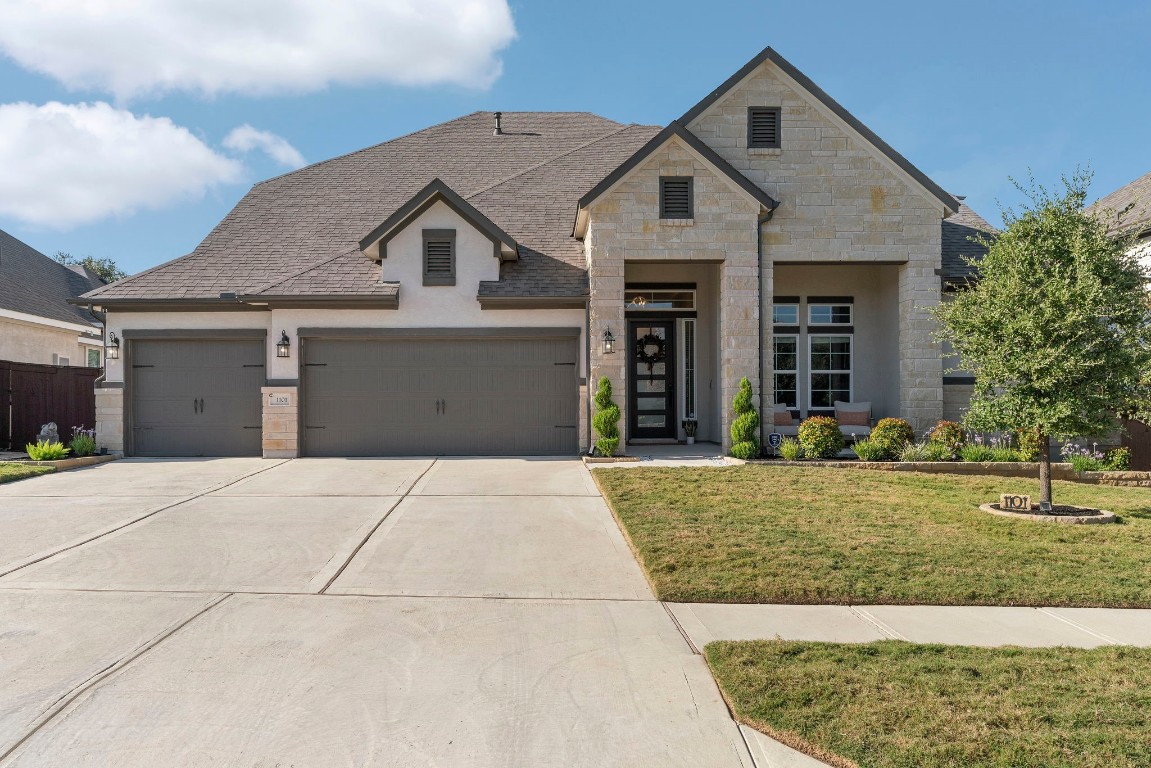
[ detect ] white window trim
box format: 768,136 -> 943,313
807,333 -> 853,411
772,334 -> 799,409
807,303 -> 853,325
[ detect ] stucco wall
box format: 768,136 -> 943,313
0,316 -> 100,366
586,137 -> 761,451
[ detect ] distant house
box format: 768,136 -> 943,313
1091,170 -> 1151,269
0,229 -> 105,367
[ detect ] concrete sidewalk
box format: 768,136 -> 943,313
668,602 -> 1151,649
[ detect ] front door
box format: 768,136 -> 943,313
628,320 -> 676,439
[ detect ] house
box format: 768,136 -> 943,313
1,229 -> 105,367
1091,170 -> 1151,270
77,46 -> 986,458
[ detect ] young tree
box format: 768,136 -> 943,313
592,376 -> 621,457
54,252 -> 128,283
934,170 -> 1151,504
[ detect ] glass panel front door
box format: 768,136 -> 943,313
629,321 -> 675,439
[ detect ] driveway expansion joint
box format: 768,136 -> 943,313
1035,607 -> 1121,644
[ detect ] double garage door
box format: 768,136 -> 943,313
302,334 -> 579,456
128,332 -> 579,457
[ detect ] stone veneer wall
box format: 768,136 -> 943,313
94,386 -> 124,454
943,383 -> 974,424
685,59 -> 945,433
261,386 -> 299,459
587,138 -> 761,452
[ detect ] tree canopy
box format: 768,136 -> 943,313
54,251 -> 128,283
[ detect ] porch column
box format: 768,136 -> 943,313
719,256 -> 762,453
586,222 -> 628,454
897,260 -> 943,434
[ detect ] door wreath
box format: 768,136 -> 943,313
636,332 -> 667,381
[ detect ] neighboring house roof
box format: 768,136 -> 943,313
1090,170 -> 1151,238
940,200 -> 996,283
83,112 -> 660,305
0,228 -> 103,327
679,46 -> 960,215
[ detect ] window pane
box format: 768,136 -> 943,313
809,304 -> 852,324
772,305 -> 798,324
635,380 -> 665,393
636,362 -> 666,376
625,290 -> 696,310
637,397 -> 667,411
638,415 -> 666,427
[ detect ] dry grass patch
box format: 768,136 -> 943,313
707,640 -> 1151,768
594,465 -> 1151,606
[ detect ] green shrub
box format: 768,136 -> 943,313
1015,428 -> 1042,461
852,438 -> 887,461
68,426 -> 97,457
730,377 -> 760,460
592,377 -> 620,457
1069,454 -> 1105,472
870,418 -> 915,457
778,438 -> 802,461
797,416 -> 844,459
989,447 -> 1024,462
1107,447 -> 1131,471
927,420 -> 965,456
922,441 -> 955,462
959,443 -> 996,462
26,440 -> 70,461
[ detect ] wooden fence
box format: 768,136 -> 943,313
0,360 -> 100,451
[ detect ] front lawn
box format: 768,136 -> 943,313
707,640 -> 1151,768
0,462 -> 54,485
594,465 -> 1151,606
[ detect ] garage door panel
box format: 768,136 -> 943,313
131,339 -> 263,457
303,336 -> 578,456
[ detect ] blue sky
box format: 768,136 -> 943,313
1,0 -> 1148,275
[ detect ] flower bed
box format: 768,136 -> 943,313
11,454 -> 119,470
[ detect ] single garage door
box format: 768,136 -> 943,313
130,338 -> 264,456
302,333 -> 579,456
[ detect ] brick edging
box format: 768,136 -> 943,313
10,454 -> 120,471
748,459 -> 1151,486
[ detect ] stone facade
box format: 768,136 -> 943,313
683,57 -> 946,433
94,386 -> 124,454
261,386 -> 299,459
943,383 -> 974,424
586,137 -> 761,452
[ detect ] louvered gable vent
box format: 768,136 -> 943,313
422,229 -> 456,286
748,107 -> 781,149
659,177 -> 693,219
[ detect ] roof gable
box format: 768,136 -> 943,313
359,178 -> 518,262
681,46 -> 959,214
574,121 -> 778,237
0,228 -> 103,327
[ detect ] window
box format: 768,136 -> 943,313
625,288 -> 696,310
422,229 -> 455,286
86,348 -> 101,368
772,304 -> 798,325
659,176 -> 693,219
808,303 -> 852,325
773,335 -> 798,408
748,107 -> 781,149
681,318 -> 697,419
809,335 -> 852,409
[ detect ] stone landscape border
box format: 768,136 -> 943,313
9,454 -> 120,471
753,460 -> 1151,487
978,503 -> 1117,524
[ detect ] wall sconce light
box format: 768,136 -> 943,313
105,331 -> 120,360
276,330 -> 291,358
602,328 -> 616,355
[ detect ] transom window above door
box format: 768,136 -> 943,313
625,288 -> 696,311
808,303 -> 852,325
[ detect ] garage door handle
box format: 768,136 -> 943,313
199,398 -> 205,413
193,398 -> 199,414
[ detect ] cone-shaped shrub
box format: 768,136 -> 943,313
730,377 -> 760,459
592,376 -> 621,457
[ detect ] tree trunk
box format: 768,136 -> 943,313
1038,431 -> 1052,506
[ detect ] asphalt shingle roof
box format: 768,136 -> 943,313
85,112 -> 659,303
941,200 -> 996,281
1090,170 -> 1151,237
0,229 -> 103,326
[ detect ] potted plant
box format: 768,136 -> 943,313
682,415 -> 698,445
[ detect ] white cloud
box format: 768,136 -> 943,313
0,101 -> 243,228
0,0 -> 516,99
223,125 -> 305,169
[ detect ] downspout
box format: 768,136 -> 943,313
585,299 -> 593,455
756,203 -> 778,454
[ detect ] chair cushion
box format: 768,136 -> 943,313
834,400 -> 871,414
772,409 -> 796,427
837,410 -> 870,427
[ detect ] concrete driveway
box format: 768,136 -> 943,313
0,457 -> 753,767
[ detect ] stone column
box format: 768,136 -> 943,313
261,386 -> 299,459
897,260 -> 943,434
719,258 -> 762,453
94,385 -> 124,454
586,220 -> 627,453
